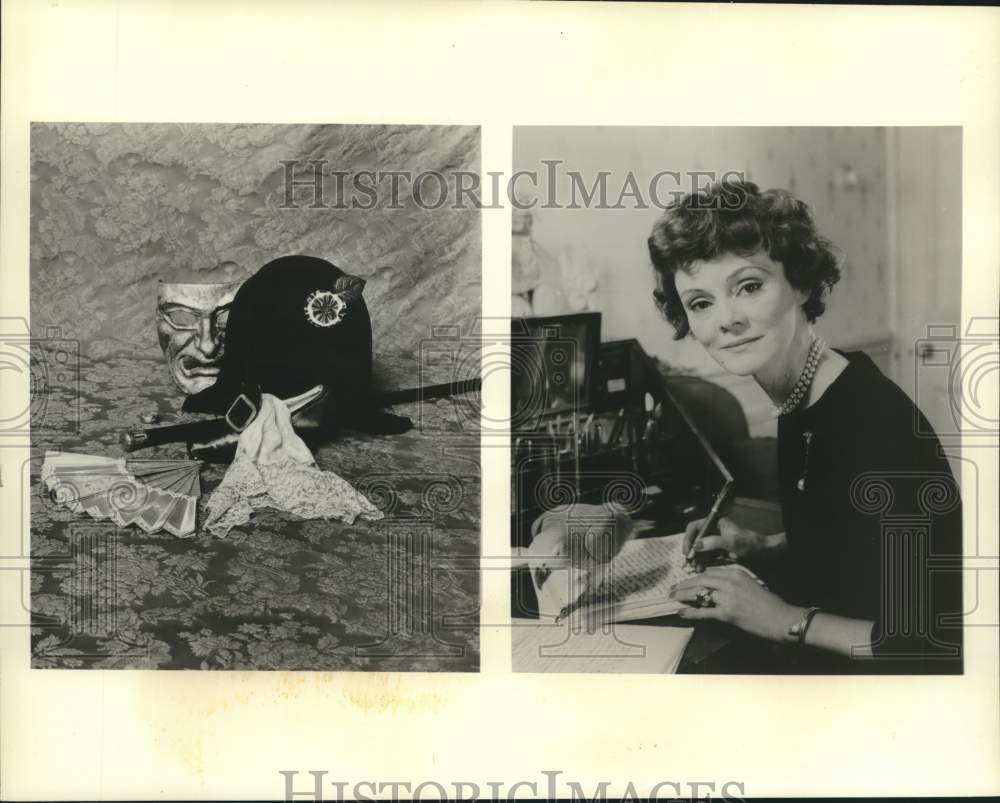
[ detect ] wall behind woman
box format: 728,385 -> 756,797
513,127 -> 957,436
30,123 -> 481,390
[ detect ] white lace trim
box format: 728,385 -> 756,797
204,394 -> 383,537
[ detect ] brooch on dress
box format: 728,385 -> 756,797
797,430 -> 813,491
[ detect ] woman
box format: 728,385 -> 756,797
648,180 -> 963,674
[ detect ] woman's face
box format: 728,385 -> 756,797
673,250 -> 807,376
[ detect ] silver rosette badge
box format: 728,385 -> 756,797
304,290 -> 347,328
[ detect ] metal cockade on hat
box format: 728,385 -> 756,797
304,290 -> 347,328
303,273 -> 367,328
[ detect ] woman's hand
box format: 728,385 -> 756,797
670,566 -> 803,642
682,516 -> 786,561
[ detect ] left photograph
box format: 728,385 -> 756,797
29,123 -> 482,670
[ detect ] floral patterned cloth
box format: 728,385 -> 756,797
30,352 -> 480,671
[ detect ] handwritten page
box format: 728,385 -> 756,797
511,620 -> 694,674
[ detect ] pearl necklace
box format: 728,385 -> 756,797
773,335 -> 825,417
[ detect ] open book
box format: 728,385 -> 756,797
530,531 -> 700,623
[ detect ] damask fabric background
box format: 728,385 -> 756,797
30,353 -> 480,671
29,123 -> 481,670
30,122 -> 480,389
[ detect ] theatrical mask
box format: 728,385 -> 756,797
156,281 -> 243,394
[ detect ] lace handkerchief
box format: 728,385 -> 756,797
204,394 -> 384,537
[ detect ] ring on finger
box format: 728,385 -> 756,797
696,587 -> 716,608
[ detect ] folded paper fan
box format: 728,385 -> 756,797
41,451 -> 201,538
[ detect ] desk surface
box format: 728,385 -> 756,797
510,499 -> 784,674
509,586 -> 731,674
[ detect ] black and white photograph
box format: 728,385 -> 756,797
510,126 -> 966,675
27,123 -> 482,671
3,3 -> 998,802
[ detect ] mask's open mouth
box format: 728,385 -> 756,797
179,356 -> 221,376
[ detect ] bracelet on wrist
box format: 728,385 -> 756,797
788,606 -> 820,646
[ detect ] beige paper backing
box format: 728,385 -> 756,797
2,1 -> 998,799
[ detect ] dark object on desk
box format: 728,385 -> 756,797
510,312 -> 601,427
511,335 -> 732,540
655,374 -> 747,448
656,371 -> 779,503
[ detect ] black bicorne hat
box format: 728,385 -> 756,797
183,255 -> 411,436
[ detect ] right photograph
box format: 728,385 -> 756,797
509,126 -> 965,675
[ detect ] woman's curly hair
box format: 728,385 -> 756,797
647,179 -> 841,339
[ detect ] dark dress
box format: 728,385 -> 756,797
766,350 -> 964,674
